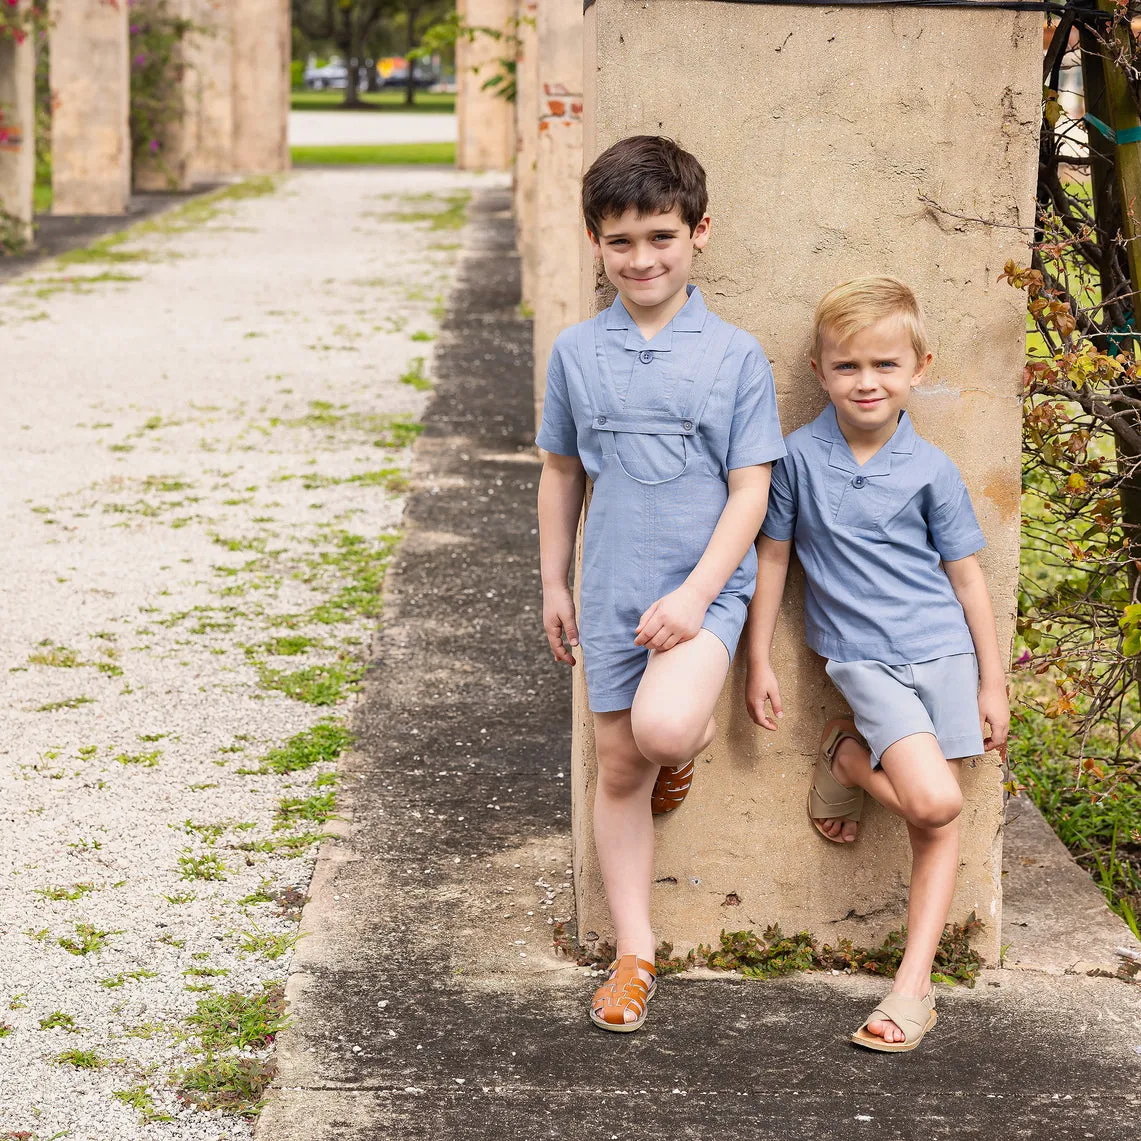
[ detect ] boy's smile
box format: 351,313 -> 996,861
813,316 -> 932,459
589,207 -> 710,337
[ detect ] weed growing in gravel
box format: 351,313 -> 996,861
388,190 -> 470,230
174,1055 -> 277,1116
235,927 -> 299,960
373,416 -> 423,449
410,329 -> 435,342
38,1011 -> 79,1032
55,1048 -> 106,1068
275,790 -> 337,827
0,1021 -> 12,1037
112,1085 -> 172,1124
255,660 -> 363,705
178,819 -> 227,844
242,831 -> 328,857
99,969 -> 157,988
8,994 -> 27,1009
245,720 -> 351,775
163,891 -> 196,904
115,749 -> 161,767
58,922 -> 121,956
34,883 -> 95,901
184,984 -> 290,1051
27,642 -> 80,668
399,356 -> 432,391
177,851 -> 228,881
34,695 -> 95,712
183,966 -> 229,979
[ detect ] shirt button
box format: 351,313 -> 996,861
597,416 -> 607,426
681,420 -> 693,431
638,350 -> 654,364
852,475 -> 867,488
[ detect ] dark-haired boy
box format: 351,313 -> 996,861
536,135 -> 785,1030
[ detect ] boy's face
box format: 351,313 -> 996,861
813,316 -> 932,442
588,207 -> 710,314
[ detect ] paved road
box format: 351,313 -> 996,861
289,110 -> 457,147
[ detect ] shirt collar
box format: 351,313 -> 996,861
811,404 -> 917,475
604,284 -> 709,351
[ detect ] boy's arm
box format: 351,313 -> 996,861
745,536 -> 792,730
537,452 -> 587,666
943,554 -> 1010,756
634,464 -> 772,651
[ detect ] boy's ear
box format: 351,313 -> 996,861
911,350 -> 933,387
586,226 -> 601,254
810,358 -> 825,388
692,214 -> 712,249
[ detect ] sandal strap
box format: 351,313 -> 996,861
652,759 -> 695,814
810,723 -> 866,821
867,991 -> 935,1043
592,954 -> 657,1024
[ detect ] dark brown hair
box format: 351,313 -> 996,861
581,136 -> 708,237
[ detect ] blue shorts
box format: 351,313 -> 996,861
825,653 -> 985,769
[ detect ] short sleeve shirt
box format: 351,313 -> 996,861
761,404 -> 985,664
536,286 -> 785,480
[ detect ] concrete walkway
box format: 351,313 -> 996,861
257,190 -> 1141,1141
289,110 -> 457,147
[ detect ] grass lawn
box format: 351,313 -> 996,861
34,181 -> 52,214
290,91 -> 455,113
291,143 -> 455,166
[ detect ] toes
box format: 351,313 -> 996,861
841,820 -> 858,842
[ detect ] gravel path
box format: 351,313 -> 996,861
289,110 -> 457,146
0,166 -> 506,1140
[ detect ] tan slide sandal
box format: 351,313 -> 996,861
852,990 -> 937,1052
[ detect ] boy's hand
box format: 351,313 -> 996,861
746,660 -> 783,731
978,681 -> 1010,759
543,588 -> 579,666
634,584 -> 707,652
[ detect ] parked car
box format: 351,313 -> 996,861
303,61 -> 374,91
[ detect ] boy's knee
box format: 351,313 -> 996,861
909,785 -> 963,830
596,756 -> 652,798
630,715 -> 698,768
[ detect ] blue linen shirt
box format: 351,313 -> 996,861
761,404 -> 985,664
536,286 -> 785,479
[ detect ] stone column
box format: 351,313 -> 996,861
456,0 -> 515,171
231,0 -> 290,175
186,0 -> 235,180
514,0 -> 539,305
0,20 -> 34,245
573,3 -> 1040,965
49,0 -> 131,214
532,0 -> 583,429
134,0 -> 195,191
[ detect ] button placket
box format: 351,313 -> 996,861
638,350 -> 654,364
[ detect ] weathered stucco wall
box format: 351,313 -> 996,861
572,3 -> 1040,964
456,0 -> 515,171
232,0 -> 290,175
187,0 -> 235,181
514,0 -> 539,306
532,0 -> 583,430
49,0 -> 131,214
0,26 -> 34,240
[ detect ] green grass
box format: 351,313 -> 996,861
290,90 -> 454,112
178,851 -> 228,882
56,1048 -> 106,1068
34,181 -> 52,214
246,719 -> 351,775
58,922 -> 120,956
290,142 -> 455,166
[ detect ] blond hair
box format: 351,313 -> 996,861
812,276 -> 930,362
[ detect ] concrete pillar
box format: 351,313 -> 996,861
231,0 -> 290,175
49,0 -> 131,214
0,21 -> 34,245
514,0 -> 539,305
573,3 -> 1040,965
532,0 -> 583,429
134,0 -> 195,192
456,0 -> 515,171
186,0 -> 235,180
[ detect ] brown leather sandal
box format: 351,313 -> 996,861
589,953 -> 657,1032
651,758 -> 695,815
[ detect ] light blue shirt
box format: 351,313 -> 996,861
761,404 -> 985,664
536,286 -> 785,479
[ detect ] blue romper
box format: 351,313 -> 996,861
537,286 -> 786,713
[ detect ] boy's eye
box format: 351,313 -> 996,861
876,361 -> 898,369
652,233 -> 674,242
833,363 -> 855,371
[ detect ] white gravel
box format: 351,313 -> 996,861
0,166 -> 508,1139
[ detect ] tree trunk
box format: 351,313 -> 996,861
342,8 -> 361,108
405,6 -> 418,105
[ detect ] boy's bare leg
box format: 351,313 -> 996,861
592,710 -> 660,1009
590,630 -> 730,1021
825,733 -> 964,1044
